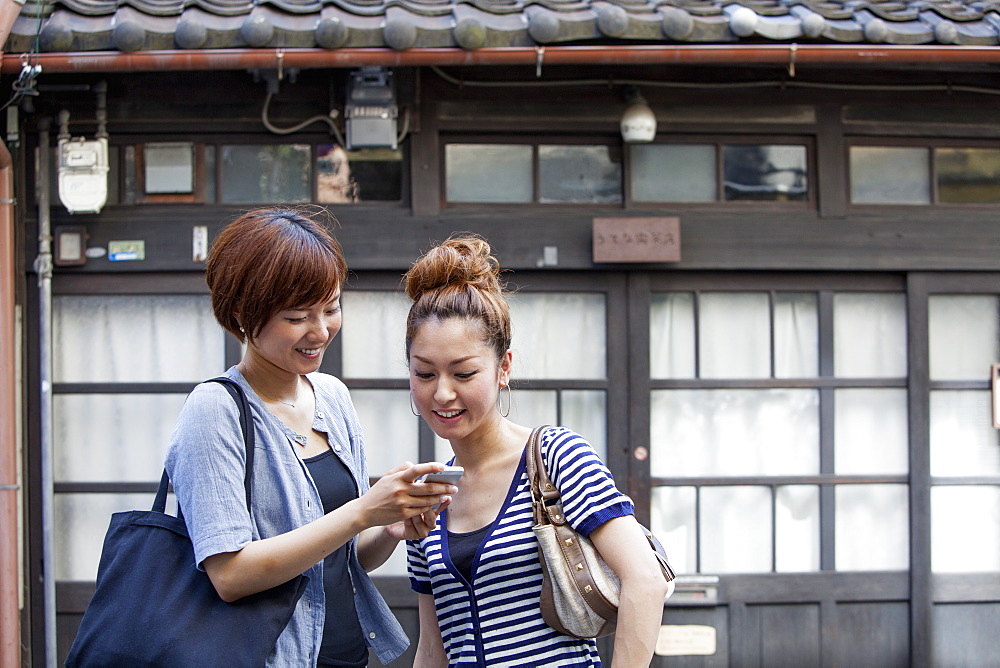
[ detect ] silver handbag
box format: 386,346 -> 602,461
526,426 -> 675,639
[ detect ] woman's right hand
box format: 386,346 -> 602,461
356,462 -> 457,528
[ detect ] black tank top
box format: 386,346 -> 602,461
303,449 -> 368,667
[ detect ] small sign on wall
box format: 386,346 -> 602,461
655,624 -> 717,656
592,217 -> 680,263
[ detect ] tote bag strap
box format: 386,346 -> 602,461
525,425 -> 566,527
153,376 -> 256,514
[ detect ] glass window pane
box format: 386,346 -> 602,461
508,293 -> 606,379
774,292 -> 818,378
936,147 -> 1000,204
144,142 -> 193,194
220,144 -> 311,203
700,292 -> 770,379
723,145 -> 807,202
701,486 -> 772,573
930,390 -> 1000,477
340,291 -> 410,379
650,292 -> 695,379
316,144 -> 401,203
53,295 -> 225,383
352,389 -> 418,476
835,389 -> 909,475
445,144 -> 532,203
932,486 -> 1000,572
651,486 -> 696,575
55,394 -> 189,482
631,144 -> 715,202
650,389 -> 819,477
561,390 -> 607,462
836,484 -> 909,571
539,145 -> 622,204
55,493 -> 163,580
929,295 -> 1000,381
834,293 -> 907,377
850,146 -> 930,204
776,485 -> 819,572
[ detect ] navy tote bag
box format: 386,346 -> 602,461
65,378 -> 308,667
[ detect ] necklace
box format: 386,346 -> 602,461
256,389 -> 296,408
241,367 -> 298,408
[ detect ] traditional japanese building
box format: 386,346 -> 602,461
1,0 -> 999,664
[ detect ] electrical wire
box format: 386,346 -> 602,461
429,65 -> 1000,96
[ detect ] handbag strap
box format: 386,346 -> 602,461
153,377 -> 255,514
525,425 -> 566,527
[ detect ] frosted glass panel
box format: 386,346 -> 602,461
928,295 -> 999,381
836,484 -> 909,571
55,394 -> 189,482
508,293 -> 605,379
776,485 -> 819,572
930,391 -> 1000,477
699,293 -> 770,378
701,486 -> 772,573
631,144 -> 715,202
368,541 -> 408,577
538,145 -> 622,204
932,486 -> 1000,572
54,295 -> 224,383
835,389 -> 909,475
220,144 -> 311,203
445,144 -> 532,203
774,292 -> 818,378
650,389 -> 819,477
144,142 -> 193,194
834,293 -> 907,377
850,146 -> 930,204
561,390 -> 607,462
651,486 -> 696,575
937,147 -> 1000,204
723,145 -> 808,202
341,291 -> 410,379
351,389 -> 418,476
55,493 -> 165,580
650,292 -> 695,379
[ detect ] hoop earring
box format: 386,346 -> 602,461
409,391 -> 421,417
497,384 -> 511,418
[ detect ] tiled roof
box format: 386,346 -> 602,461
5,0 -> 1000,54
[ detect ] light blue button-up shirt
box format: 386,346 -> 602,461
165,368 -> 409,666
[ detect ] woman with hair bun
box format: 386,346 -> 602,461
404,234 -> 668,667
165,207 -> 458,666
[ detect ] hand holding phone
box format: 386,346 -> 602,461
421,465 -> 464,485
421,466 -> 463,511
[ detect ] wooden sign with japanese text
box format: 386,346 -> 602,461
592,217 -> 680,263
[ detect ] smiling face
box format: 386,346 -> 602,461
408,316 -> 512,444
245,292 -> 342,379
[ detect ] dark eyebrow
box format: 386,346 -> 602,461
412,355 -> 480,366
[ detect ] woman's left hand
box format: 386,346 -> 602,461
385,498 -> 450,541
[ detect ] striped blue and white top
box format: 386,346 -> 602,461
407,426 -> 634,667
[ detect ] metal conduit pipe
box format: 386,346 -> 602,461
3,44 -> 1000,74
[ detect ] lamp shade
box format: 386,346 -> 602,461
620,97 -> 657,143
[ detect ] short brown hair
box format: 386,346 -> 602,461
206,207 -> 348,343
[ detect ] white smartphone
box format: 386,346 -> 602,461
422,465 -> 464,485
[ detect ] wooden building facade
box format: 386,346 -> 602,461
2,0 -> 1000,664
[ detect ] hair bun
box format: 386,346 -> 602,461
405,234 -> 502,301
